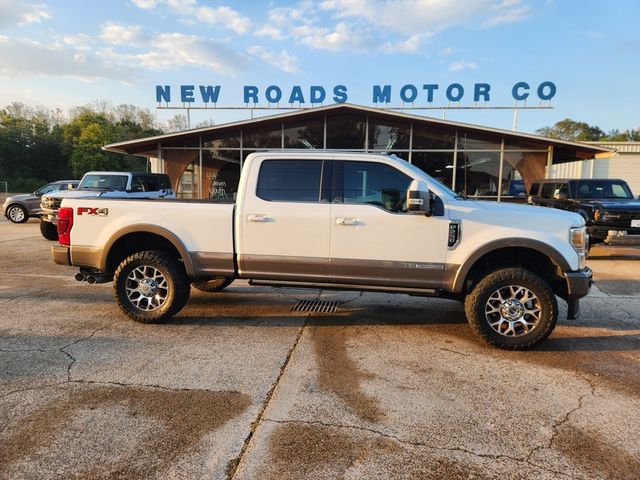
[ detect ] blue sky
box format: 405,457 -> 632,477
0,0 -> 638,133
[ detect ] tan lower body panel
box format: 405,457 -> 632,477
191,251 -> 235,277
240,254 -> 447,289
70,246 -> 102,269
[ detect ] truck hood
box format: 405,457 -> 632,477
43,189 -> 116,200
452,199 -> 585,228
577,199 -> 640,210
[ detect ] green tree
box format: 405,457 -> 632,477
536,118 -> 605,141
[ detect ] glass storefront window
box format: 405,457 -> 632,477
503,151 -> 547,197
326,113 -> 366,149
178,160 -> 200,199
202,150 -> 241,201
455,151 -> 502,197
202,129 -> 240,148
162,149 -> 199,195
412,124 -> 455,149
411,152 -> 454,190
459,132 -> 501,150
284,118 -> 324,148
368,117 -> 410,150
243,124 -> 282,148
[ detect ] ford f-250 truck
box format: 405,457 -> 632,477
51,152 -> 592,350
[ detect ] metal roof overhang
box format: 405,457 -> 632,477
103,103 -> 612,161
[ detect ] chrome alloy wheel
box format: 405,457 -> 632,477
485,285 -> 542,337
125,266 -> 169,311
8,206 -> 25,222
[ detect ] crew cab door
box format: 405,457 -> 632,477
238,158 -> 331,281
329,160 -> 450,289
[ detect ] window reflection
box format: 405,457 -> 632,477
201,130 -> 240,148
243,124 -> 282,148
455,151 -> 501,197
368,117 -> 410,149
412,124 -> 455,149
326,113 -> 366,149
202,150 -> 241,201
284,118 -> 323,148
411,152 -> 454,189
459,132 -> 501,150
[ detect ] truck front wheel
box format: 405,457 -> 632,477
114,250 -> 190,323
191,277 -> 234,292
464,268 -> 558,350
40,220 -> 58,240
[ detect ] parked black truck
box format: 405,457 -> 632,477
529,178 -> 640,248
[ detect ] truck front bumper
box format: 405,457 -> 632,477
52,245 -> 71,266
564,267 -> 593,320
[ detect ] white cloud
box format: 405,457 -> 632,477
449,59 -> 477,71
130,0 -> 158,9
197,5 -> 251,34
131,0 -> 251,34
293,22 -> 370,52
254,25 -> 286,40
0,0 -> 51,29
0,37 -> 138,82
129,33 -> 246,75
247,45 -> 299,73
381,32 -> 432,53
100,22 -> 143,45
439,47 -> 454,56
62,34 -> 93,50
320,0 -> 531,34
268,6 -> 306,26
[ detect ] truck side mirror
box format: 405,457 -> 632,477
406,179 -> 431,215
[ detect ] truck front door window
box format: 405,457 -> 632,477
335,161 -> 411,213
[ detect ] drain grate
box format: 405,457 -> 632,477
291,299 -> 340,313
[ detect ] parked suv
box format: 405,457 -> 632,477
40,172 -> 175,240
529,178 -> 640,248
3,180 -> 78,223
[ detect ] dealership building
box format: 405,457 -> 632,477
104,103 -> 610,201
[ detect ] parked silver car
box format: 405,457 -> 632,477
2,180 -> 79,223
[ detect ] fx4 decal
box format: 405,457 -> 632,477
77,207 -> 109,216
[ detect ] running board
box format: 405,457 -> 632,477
248,279 -> 439,297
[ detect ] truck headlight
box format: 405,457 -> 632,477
570,226 -> 587,270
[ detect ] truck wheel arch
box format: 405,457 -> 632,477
101,225 -> 195,277
447,238 -> 571,295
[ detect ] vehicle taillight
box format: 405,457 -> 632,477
58,207 -> 73,245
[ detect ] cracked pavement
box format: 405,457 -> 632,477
1,220 -> 640,479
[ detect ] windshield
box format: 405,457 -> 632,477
36,183 -> 59,195
79,174 -> 128,191
575,181 -> 633,199
401,159 -> 460,199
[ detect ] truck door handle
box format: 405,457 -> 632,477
336,217 -> 359,226
248,214 -> 272,223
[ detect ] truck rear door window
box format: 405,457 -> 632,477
257,160 -> 322,202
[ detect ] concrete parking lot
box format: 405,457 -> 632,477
1,218 -> 639,479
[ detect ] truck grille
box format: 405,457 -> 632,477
41,196 -> 62,209
601,210 -> 640,229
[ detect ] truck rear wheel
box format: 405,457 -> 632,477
114,250 -> 190,323
191,277 -> 234,292
40,220 -> 58,240
464,268 -> 558,350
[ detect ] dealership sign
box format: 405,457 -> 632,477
155,81 -> 556,106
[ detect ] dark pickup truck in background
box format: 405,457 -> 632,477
529,178 -> 640,248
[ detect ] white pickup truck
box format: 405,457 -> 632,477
52,152 -> 592,349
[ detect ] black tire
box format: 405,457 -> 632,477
6,204 -> 28,223
113,250 -> 190,323
39,220 -> 58,240
191,277 -> 234,292
464,268 -> 558,350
